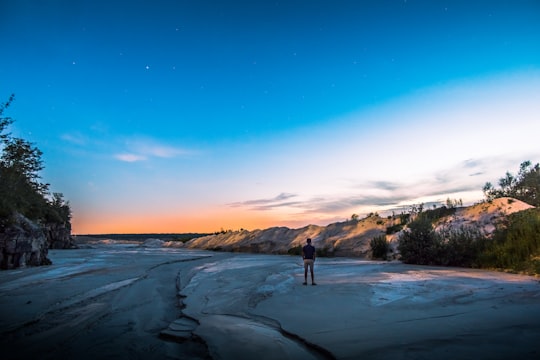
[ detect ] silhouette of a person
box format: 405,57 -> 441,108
302,238 -> 316,285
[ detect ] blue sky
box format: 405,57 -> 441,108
1,0 -> 540,234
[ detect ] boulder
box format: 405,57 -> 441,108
0,213 -> 51,269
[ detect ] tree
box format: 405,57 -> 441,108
397,216 -> 440,265
1,137 -> 47,194
44,193 -> 72,225
0,95 -> 69,224
483,160 -> 540,206
0,94 -> 15,141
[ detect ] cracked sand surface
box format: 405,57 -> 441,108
1,244 -> 540,359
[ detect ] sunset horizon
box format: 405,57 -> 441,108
2,1 -> 539,235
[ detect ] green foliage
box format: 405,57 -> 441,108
287,245 -> 302,256
436,226 -> 486,267
370,234 -> 389,260
386,223 -> 403,234
0,95 -> 71,229
0,94 -> 14,141
397,216 -> 440,265
483,160 -> 540,207
397,206 -> 540,274
445,198 -> 463,208
398,212 -> 410,225
393,160 -> 540,273
479,208 -> 540,274
419,206 -> 457,223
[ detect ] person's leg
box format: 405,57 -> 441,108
303,260 -> 308,285
310,263 -> 315,284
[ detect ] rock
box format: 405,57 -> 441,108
159,317 -> 199,341
140,238 -> 165,247
0,213 -> 51,269
45,221 -> 75,249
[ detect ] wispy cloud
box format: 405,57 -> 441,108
115,137 -> 195,162
114,153 -> 147,162
61,132 -> 88,146
133,141 -> 191,158
227,158 -> 492,218
229,192 -> 299,210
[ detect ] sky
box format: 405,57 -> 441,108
1,0 -> 540,234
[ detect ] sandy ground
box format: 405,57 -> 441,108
1,243 -> 539,360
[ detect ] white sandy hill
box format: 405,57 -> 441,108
184,197 -> 535,258
434,197 -> 534,235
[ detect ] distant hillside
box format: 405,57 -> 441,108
183,197 -> 534,258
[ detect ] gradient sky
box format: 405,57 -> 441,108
1,0 -> 540,234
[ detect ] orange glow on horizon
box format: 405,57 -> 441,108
70,209 -> 316,235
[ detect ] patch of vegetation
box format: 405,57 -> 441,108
397,219 -> 487,267
370,234 -> 390,260
397,216 -> 440,265
420,206 -> 457,223
386,223 -> 404,235
1,95 -> 71,231
436,226 -> 487,268
287,245 -> 302,256
399,213 -> 410,225
356,160 -> 540,274
316,245 -> 334,257
478,208 -> 540,274
483,160 -> 540,207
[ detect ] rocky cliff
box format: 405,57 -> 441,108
0,213 -> 74,269
45,221 -> 75,249
0,213 -> 51,269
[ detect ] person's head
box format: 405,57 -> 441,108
307,238 -> 312,244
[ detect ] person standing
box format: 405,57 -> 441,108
302,238 -> 316,285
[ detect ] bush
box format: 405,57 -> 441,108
422,206 -> 457,222
397,216 -> 441,265
479,208 -> 540,273
370,235 -> 389,260
386,223 -> 403,235
437,225 -> 486,267
287,245 -> 302,256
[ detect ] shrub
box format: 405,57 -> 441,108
370,235 -> 389,260
287,245 -> 302,256
421,206 -> 457,222
437,225 -> 486,267
479,208 -> 540,273
386,223 -> 403,235
397,216 -> 441,265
